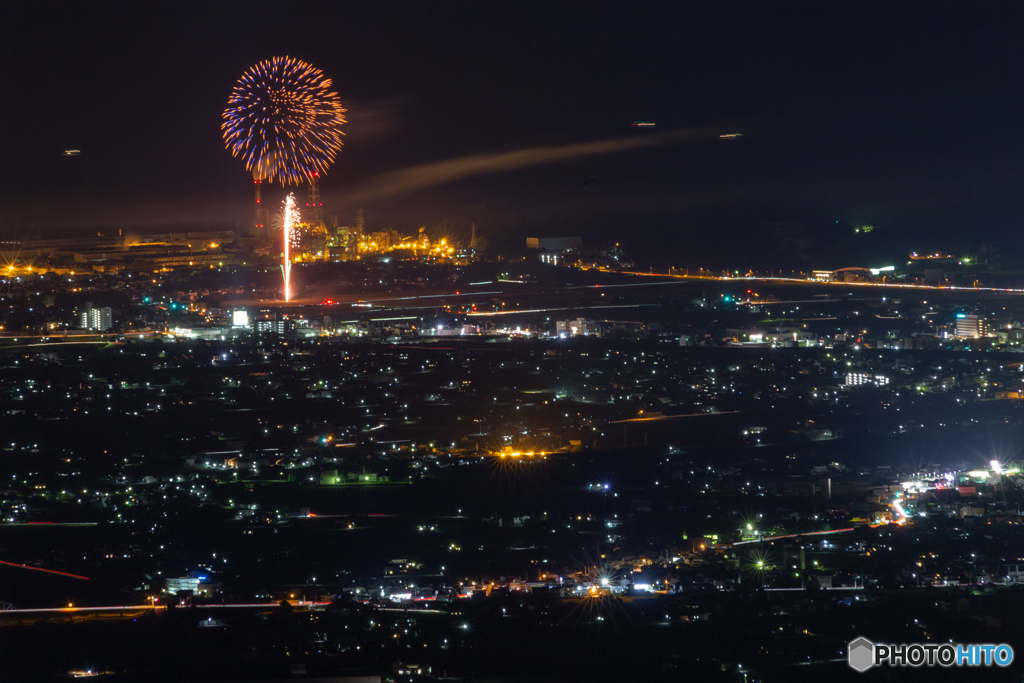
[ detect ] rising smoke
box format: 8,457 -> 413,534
347,128 -> 712,202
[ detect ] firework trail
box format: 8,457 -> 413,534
222,56 -> 347,185
281,193 -> 299,301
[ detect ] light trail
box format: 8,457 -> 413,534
609,411 -> 739,424
892,499 -> 909,522
390,291 -> 501,300
3,605 -> 161,614
1,332 -> 153,347
190,602 -> 330,608
0,559 -> 90,580
0,333 -> 119,338
467,303 -> 653,317
580,280 -> 693,290
2,602 -> 333,615
23,341 -> 124,347
6,522 -> 98,527
763,587 -> 862,592
624,271 -> 1024,295
732,527 -> 855,546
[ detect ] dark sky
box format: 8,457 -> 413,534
2,1 -> 1023,268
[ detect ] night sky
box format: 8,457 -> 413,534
3,1 -> 1023,268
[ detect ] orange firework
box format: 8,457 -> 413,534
222,56 -> 347,185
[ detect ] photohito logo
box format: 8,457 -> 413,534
848,637 -> 1013,671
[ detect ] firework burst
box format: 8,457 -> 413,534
222,56 -> 347,185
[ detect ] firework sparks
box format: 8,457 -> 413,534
281,193 -> 299,301
222,56 -> 347,186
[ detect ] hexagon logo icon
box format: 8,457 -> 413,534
848,637 -> 875,672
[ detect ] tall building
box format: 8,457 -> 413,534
306,173 -> 324,229
527,236 -> 582,265
79,303 -> 112,331
165,577 -> 201,594
253,168 -> 269,237
845,372 -> 889,387
254,315 -> 294,337
955,314 -> 987,339
526,236 -> 582,251
556,318 -> 597,337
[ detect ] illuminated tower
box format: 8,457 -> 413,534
254,179 -> 263,229
252,168 -> 267,236
470,222 -> 478,250
306,173 -> 324,228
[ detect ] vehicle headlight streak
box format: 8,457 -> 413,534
892,498 -> 909,523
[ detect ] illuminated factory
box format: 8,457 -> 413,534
11,230 -> 242,272
2,178 -> 477,275
250,173 -> 476,264
324,216 -> 474,264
